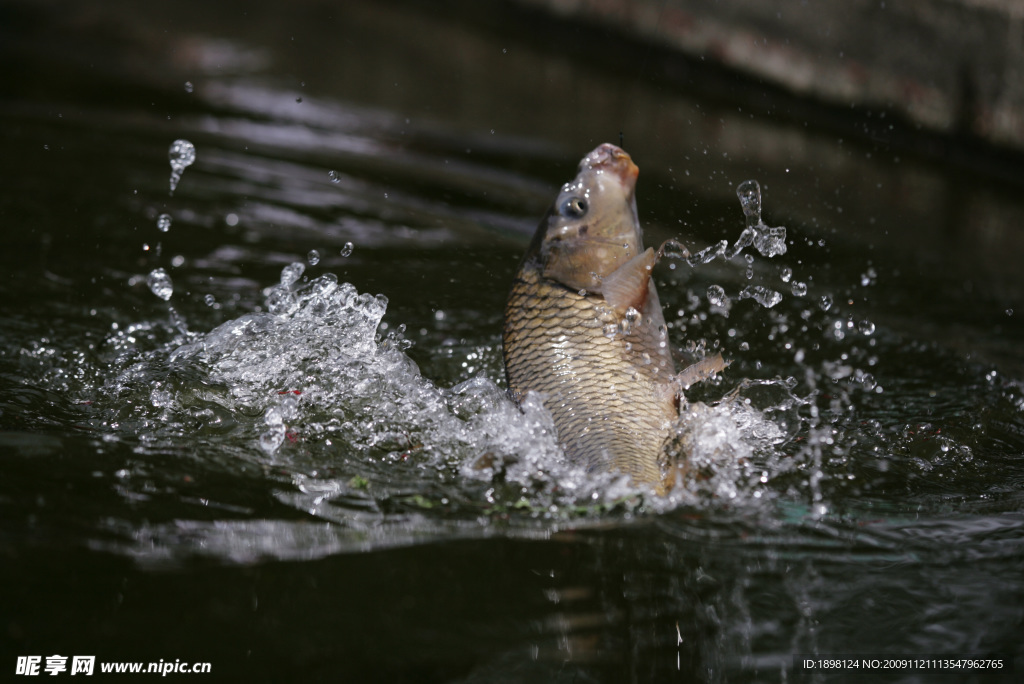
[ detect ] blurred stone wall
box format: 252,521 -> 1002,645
513,0 -> 1024,151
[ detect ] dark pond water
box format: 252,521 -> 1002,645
2,1 -> 1023,681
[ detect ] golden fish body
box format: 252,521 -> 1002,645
502,143 -> 678,487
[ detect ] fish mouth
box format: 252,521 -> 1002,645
580,143 -> 639,188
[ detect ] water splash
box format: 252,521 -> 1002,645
117,254 -> 809,517
736,179 -> 762,219
738,285 -> 782,309
707,284 -> 730,308
666,181 -> 793,315
168,139 -> 196,195
658,239 -> 691,261
146,268 -> 174,301
684,240 -> 728,267
260,393 -> 299,455
735,180 -> 787,258
280,262 -> 305,287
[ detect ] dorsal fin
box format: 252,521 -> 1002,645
599,247 -> 657,315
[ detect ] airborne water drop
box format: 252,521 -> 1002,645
280,262 -> 305,287
146,268 -> 174,301
168,139 -> 196,195
739,285 -> 782,308
736,180 -> 762,221
707,284 -> 729,307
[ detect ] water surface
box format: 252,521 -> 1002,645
2,1 -> 1023,681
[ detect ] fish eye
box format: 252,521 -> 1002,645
560,196 -> 588,218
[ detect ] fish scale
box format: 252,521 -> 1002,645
503,265 -> 677,486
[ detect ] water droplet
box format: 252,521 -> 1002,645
736,180 -> 761,221
171,255 -> 185,268
658,239 -> 690,260
733,180 -> 787,257
156,213 -> 172,232
328,170 -> 341,183
259,424 -> 285,454
1006,308 -> 1013,317
266,395 -> 299,424
739,285 -> 782,308
280,262 -> 305,287
738,341 -> 750,351
858,320 -> 876,335
309,273 -> 338,298
617,307 -> 641,336
204,294 -> 216,306
266,287 -> 298,316
780,266 -> 792,283
146,268 -> 173,301
729,227 -> 756,257
307,249 -> 320,265
341,242 -> 354,257
753,225 -> 787,257
819,295 -> 833,311
707,284 -> 729,307
184,81 -> 194,93
168,139 -> 196,195
791,281 -> 808,296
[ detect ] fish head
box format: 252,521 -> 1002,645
528,143 -> 644,292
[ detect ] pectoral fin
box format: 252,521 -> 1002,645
599,247 -> 657,315
676,352 -> 729,390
